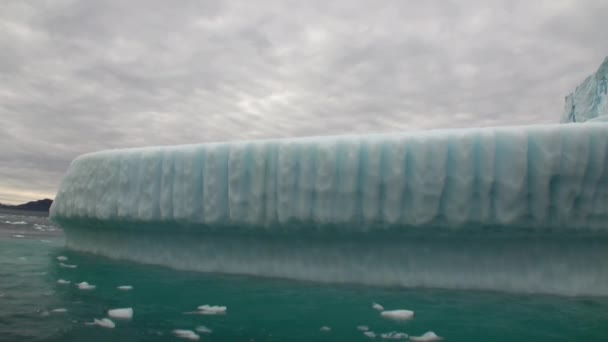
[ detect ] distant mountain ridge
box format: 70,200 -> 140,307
0,199 -> 53,212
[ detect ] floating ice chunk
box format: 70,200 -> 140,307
108,308 -> 133,320
380,331 -> 409,339
5,221 -> 27,225
173,330 -> 200,340
364,331 -> 377,338
76,282 -> 96,290
117,285 -> 133,291
410,331 -> 443,342
189,305 -> 227,315
197,305 -> 227,313
56,256 -> 68,261
381,310 -> 414,321
57,279 -> 71,285
357,325 -> 370,331
372,302 -> 384,311
40,240 -> 51,243
87,318 -> 115,329
195,325 -> 212,334
320,326 -> 331,332
60,263 -> 77,268
51,308 -> 67,313
12,234 -> 25,238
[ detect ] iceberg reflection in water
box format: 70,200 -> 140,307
62,225 -> 608,296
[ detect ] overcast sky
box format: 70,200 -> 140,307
0,0 -> 607,204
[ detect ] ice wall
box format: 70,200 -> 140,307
562,57 -> 608,123
50,123 -> 608,232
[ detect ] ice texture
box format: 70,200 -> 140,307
51,123 -> 608,231
562,57 -> 608,123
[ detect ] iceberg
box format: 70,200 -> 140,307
49,58 -> 608,296
51,123 -> 608,231
562,57 -> 608,123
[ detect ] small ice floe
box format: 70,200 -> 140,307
198,305 -> 227,314
57,279 -> 70,285
5,221 -> 27,225
380,309 -> 414,321
117,285 -> 133,291
364,331 -> 377,338
320,326 -> 331,332
380,331 -> 409,340
357,325 -> 370,331
184,305 -> 227,315
410,331 -> 443,342
56,256 -> 68,261
51,308 -> 68,313
60,263 -> 77,269
173,329 -> 200,340
12,234 -> 25,238
372,302 -> 384,311
40,240 -> 52,243
195,325 -> 212,334
86,318 -> 115,329
34,225 -> 45,231
76,282 -> 96,290
108,308 -> 133,320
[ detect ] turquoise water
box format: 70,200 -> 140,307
1,211 -> 608,341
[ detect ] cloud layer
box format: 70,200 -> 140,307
1,0 -> 607,203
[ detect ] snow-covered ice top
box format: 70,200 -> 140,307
51,123 -> 608,232
562,57 -> 608,123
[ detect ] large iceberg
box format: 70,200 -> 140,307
562,57 -> 608,123
50,58 -> 608,296
51,124 -> 608,231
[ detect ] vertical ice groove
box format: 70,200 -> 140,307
404,134 -> 447,225
442,131 -> 474,224
577,126 -> 605,220
277,143 -> 298,224
314,141 -> 337,224
361,140 -> 382,222
138,150 -> 160,221
527,126 -> 560,224
381,138 -> 406,224
588,126 -> 608,218
493,128 -> 529,224
159,149 -> 174,221
203,145 -> 228,224
246,143 -> 266,224
336,140 -> 360,223
228,143 -> 247,223
263,144 -> 278,226
557,126 -> 590,222
297,143 -> 315,221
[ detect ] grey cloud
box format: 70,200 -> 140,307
0,0 -> 607,203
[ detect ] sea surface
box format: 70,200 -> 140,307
1,209 -> 607,341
